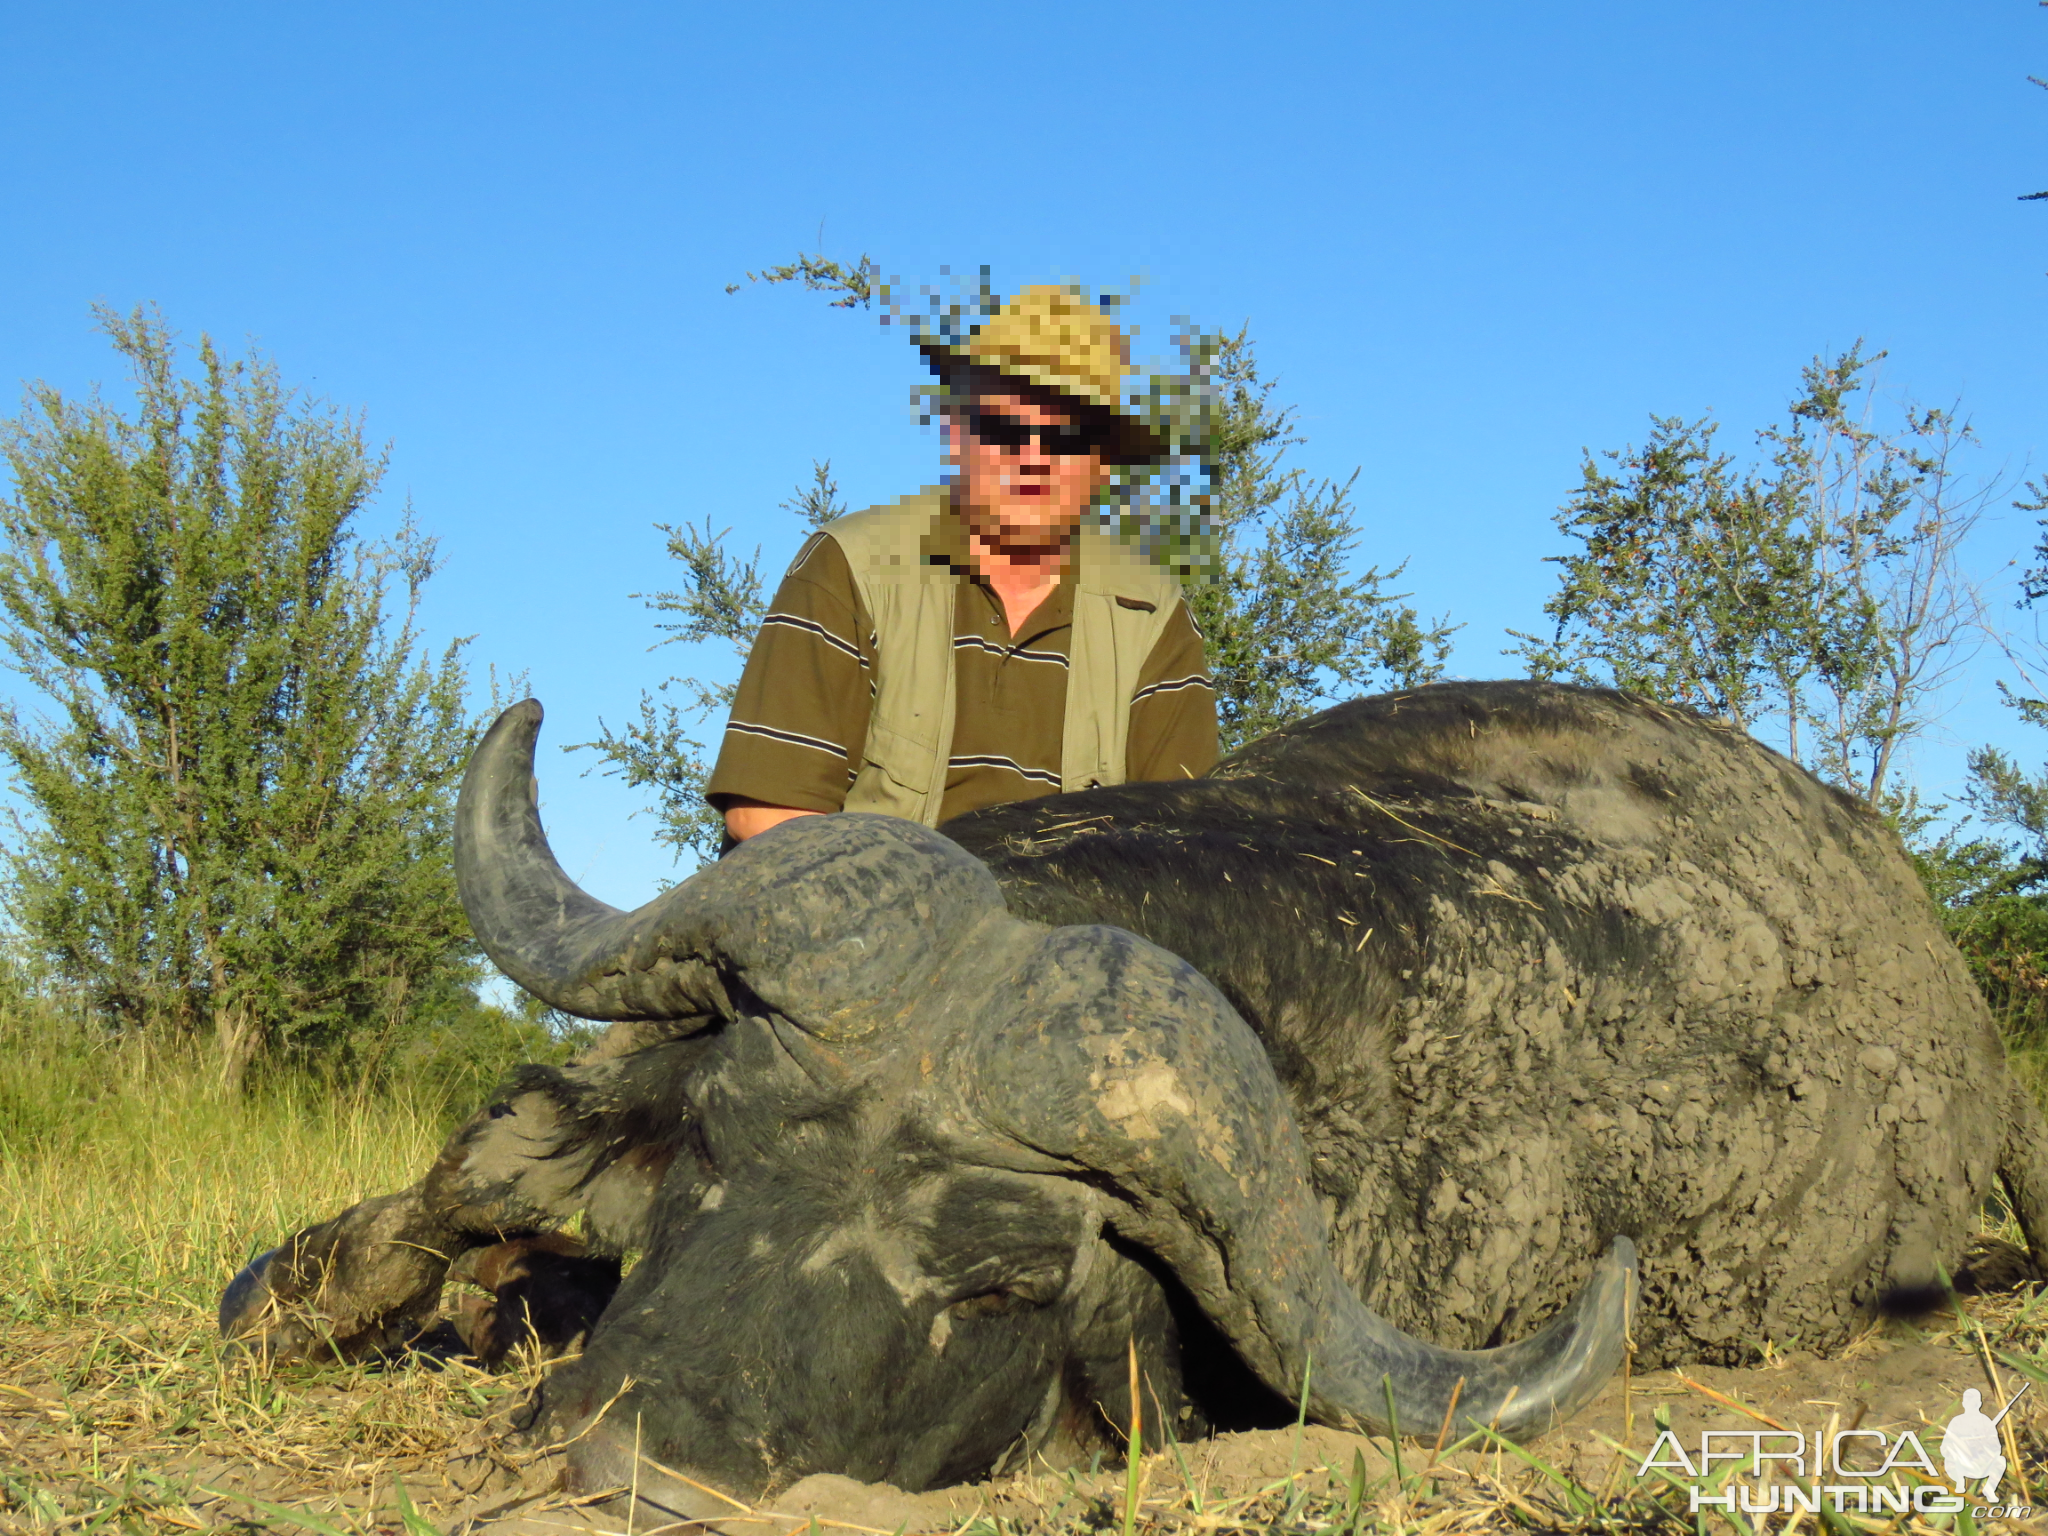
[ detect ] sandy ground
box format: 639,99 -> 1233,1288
7,1300 -> 2048,1534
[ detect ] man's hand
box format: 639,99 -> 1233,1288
724,798 -> 823,842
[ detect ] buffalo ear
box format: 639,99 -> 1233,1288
456,701 -> 1009,1038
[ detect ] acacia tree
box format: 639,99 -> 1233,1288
1185,329 -> 1455,749
0,306 -> 477,1087
584,257 -> 1457,861
1791,361 -> 1991,799
1512,347 -> 1992,807
582,463 -> 843,864
1506,415 -> 1813,732
1886,490 -> 2048,1048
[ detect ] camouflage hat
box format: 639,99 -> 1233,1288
917,283 -> 1169,465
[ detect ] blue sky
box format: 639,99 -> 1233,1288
1,1 -> 2043,910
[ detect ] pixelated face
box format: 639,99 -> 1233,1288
944,389 -> 1111,552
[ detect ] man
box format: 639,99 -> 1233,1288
707,284 -> 1217,840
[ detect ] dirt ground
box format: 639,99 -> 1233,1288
8,1294 -> 2048,1535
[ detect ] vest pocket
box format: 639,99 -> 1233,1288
844,720 -> 945,823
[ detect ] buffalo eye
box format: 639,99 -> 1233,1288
947,1273 -> 1058,1319
949,1290 -> 1029,1319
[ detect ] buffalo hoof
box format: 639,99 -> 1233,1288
217,1246 -> 432,1362
216,1197 -> 451,1363
219,1245 -> 281,1336
217,1241 -> 334,1361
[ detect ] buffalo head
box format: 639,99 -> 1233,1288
457,700 -> 1635,1502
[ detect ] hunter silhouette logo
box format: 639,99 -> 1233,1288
1634,1380 -> 2034,1518
1940,1383 -> 2026,1500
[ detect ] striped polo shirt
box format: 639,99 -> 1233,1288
705,511 -> 1217,825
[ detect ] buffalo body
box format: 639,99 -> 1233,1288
219,681 -> 2048,1510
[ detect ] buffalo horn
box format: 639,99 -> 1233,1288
455,701 -> 1007,1036
965,923 -> 1634,1441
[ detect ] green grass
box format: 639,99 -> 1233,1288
0,1016 -> 457,1331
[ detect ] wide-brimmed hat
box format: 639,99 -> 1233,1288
916,283 -> 1170,465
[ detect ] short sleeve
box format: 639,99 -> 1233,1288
704,535 -> 876,814
1125,600 -> 1217,782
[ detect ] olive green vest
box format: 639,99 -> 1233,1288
826,488 -> 1181,827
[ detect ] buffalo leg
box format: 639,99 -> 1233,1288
220,1050 -> 690,1362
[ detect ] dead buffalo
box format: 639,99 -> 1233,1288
220,680 -> 2048,1509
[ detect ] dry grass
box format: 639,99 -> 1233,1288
6,1028 -> 2048,1535
0,1024 -> 544,1532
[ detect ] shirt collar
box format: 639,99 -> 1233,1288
928,501 -> 1079,641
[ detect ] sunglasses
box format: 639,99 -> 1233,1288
965,413 -> 1107,458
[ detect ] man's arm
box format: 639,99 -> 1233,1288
704,534 -> 876,840
1127,600 -> 1218,781
723,797 -> 821,843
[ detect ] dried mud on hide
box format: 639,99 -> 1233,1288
12,1295 -> 2048,1536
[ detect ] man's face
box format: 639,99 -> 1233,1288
944,389 -> 1112,554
